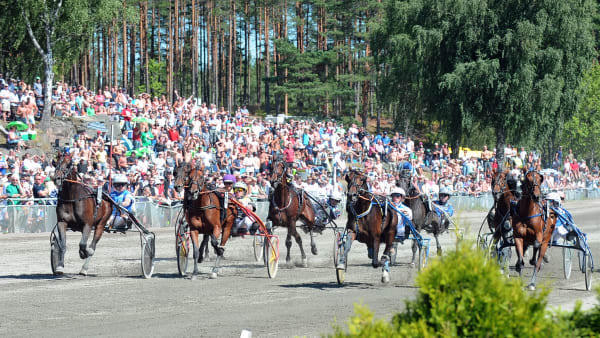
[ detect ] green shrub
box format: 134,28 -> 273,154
330,242 -> 571,337
558,287 -> 600,337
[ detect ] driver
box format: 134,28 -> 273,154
232,182 -> 258,235
390,187 -> 412,241
547,192 -> 584,245
327,191 -> 343,221
432,187 -> 454,227
107,174 -> 134,232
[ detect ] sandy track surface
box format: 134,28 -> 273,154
1,200 -> 599,337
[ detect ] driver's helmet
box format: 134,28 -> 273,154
223,174 -> 236,184
391,187 -> 406,197
546,192 -> 561,204
112,174 -> 128,185
329,191 -> 343,201
233,182 -> 247,191
439,187 -> 452,197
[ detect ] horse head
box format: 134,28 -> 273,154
345,169 -> 366,205
54,152 -> 75,187
522,170 -> 543,202
491,170 -> 509,202
186,165 -> 206,201
174,162 -> 191,193
269,160 -> 285,187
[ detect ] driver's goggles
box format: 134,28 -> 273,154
391,193 -> 404,198
234,188 -> 247,193
114,183 -> 127,188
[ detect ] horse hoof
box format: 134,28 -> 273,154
55,266 -> 64,275
382,271 -> 390,283
528,284 -> 536,291
529,258 -> 536,266
311,246 -> 318,255
79,250 -> 87,259
209,272 -> 218,279
87,248 -> 95,257
302,258 -> 308,268
410,262 -> 416,268
79,269 -> 87,276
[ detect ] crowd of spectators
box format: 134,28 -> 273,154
0,73 -> 599,215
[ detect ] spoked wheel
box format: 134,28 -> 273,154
417,244 -> 428,271
176,222 -> 190,276
579,251 -> 585,273
335,232 -> 348,285
264,236 -> 279,278
584,253 -> 593,291
563,243 -> 573,280
141,233 -> 155,279
333,231 -> 342,267
253,235 -> 265,262
50,228 -> 61,275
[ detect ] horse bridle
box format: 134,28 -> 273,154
54,154 -> 74,189
186,168 -> 205,201
491,173 -> 508,202
523,170 -> 542,202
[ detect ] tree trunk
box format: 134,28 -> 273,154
496,125 -> 506,171
264,6 -> 270,115
123,1 -> 128,91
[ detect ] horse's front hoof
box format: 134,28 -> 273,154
86,248 -> 95,257
79,269 -> 88,276
527,284 -> 536,291
209,272 -> 218,279
302,257 -> 308,268
55,266 -> 64,275
529,258 -> 536,266
79,249 -> 88,259
311,246 -> 318,255
410,262 -> 416,268
382,271 -> 390,283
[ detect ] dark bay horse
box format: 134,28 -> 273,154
53,152 -> 113,275
512,170 -> 556,290
267,160 -> 318,267
341,169 -> 397,282
174,163 -> 237,279
396,171 -> 428,265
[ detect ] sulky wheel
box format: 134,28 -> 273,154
50,228 -> 61,275
264,235 -> 279,278
585,253 -> 593,291
141,232 -> 156,279
333,231 -> 342,268
335,233 -> 348,285
253,235 -> 264,262
176,222 -> 189,277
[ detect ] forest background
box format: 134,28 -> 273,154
1,0 -> 599,166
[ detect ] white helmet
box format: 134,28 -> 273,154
112,174 -> 128,185
546,192 -> 561,203
329,191 -> 343,201
391,187 -> 406,196
439,187 -> 452,196
233,182 -> 247,191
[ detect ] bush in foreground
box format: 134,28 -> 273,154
330,242 -> 576,337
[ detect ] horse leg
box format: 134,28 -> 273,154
514,236 -> 525,277
78,222 -> 93,260
198,235 -> 209,264
210,229 -> 224,279
55,221 -> 68,274
410,239 -> 417,267
381,232 -> 394,283
80,223 -> 104,276
372,237 -> 381,268
337,232 -> 355,270
310,230 -> 318,255
292,227 -> 308,267
433,233 -> 442,256
285,229 -> 293,265
190,230 -> 200,279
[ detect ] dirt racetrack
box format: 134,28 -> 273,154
1,199 -> 599,337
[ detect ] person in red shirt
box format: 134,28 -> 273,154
132,125 -> 142,149
168,125 -> 179,142
283,143 -> 295,165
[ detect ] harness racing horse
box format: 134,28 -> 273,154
174,163 -> 237,279
486,170 -> 519,272
341,169 -> 397,282
396,171 -> 428,265
512,170 -> 556,290
267,160 -> 318,267
53,152 -> 113,275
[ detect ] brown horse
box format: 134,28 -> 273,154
512,170 -> 556,290
53,152 -> 113,275
174,162 -> 237,279
340,169 -> 397,283
267,160 -> 318,267
396,171 -> 428,265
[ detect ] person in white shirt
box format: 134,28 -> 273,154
390,187 -> 413,241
